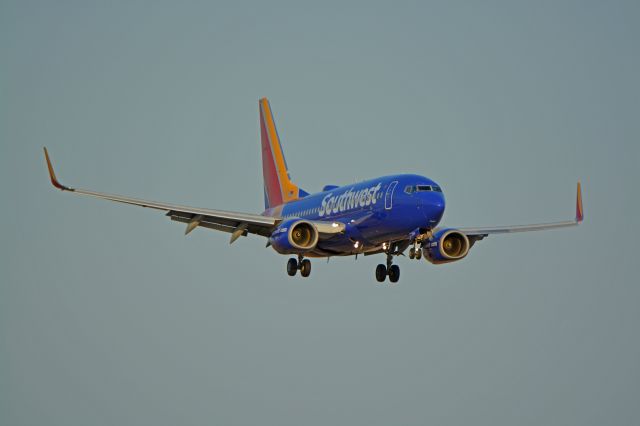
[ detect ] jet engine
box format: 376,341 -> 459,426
269,219 -> 319,254
422,228 -> 470,264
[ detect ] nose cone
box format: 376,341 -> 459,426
422,192 -> 445,226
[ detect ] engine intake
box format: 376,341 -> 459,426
269,219 -> 319,254
289,221 -> 317,249
422,229 -> 470,264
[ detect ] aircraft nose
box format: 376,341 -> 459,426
422,192 -> 445,225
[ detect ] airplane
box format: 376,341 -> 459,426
44,98 -> 583,283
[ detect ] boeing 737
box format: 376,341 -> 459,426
44,98 -> 583,282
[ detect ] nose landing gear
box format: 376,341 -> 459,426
286,255 -> 311,278
408,243 -> 422,260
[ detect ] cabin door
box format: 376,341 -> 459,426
385,181 -> 398,210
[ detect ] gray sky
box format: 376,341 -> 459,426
2,1 -> 639,425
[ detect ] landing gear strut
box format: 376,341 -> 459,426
287,255 -> 311,278
375,249 -> 400,283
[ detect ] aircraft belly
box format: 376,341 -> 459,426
315,205 -> 426,255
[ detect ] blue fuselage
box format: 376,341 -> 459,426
264,174 -> 446,256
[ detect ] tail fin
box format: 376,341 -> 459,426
259,98 -> 308,209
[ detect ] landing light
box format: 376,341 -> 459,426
382,242 -> 387,250
332,222 -> 339,228
353,241 -> 360,248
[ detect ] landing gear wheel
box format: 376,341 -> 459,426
388,265 -> 400,283
287,258 -> 298,276
375,264 -> 387,282
409,248 -> 415,259
300,259 -> 311,277
415,248 -> 422,260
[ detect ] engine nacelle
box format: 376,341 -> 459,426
269,219 -> 319,254
422,228 -> 470,264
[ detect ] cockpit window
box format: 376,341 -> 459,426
415,184 -> 442,193
405,184 -> 443,193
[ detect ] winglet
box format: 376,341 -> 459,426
576,181 -> 583,223
43,147 -> 72,191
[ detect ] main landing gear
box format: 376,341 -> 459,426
376,251 -> 400,283
287,255 -> 311,278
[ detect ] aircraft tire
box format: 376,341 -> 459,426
388,265 -> 400,283
375,264 -> 387,282
300,259 -> 311,277
409,248 -> 415,259
287,258 -> 298,276
415,249 -> 422,260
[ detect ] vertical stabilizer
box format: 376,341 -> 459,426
259,98 -> 307,209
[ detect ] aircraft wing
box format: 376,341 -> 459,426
457,182 -> 583,241
44,148 -> 279,241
